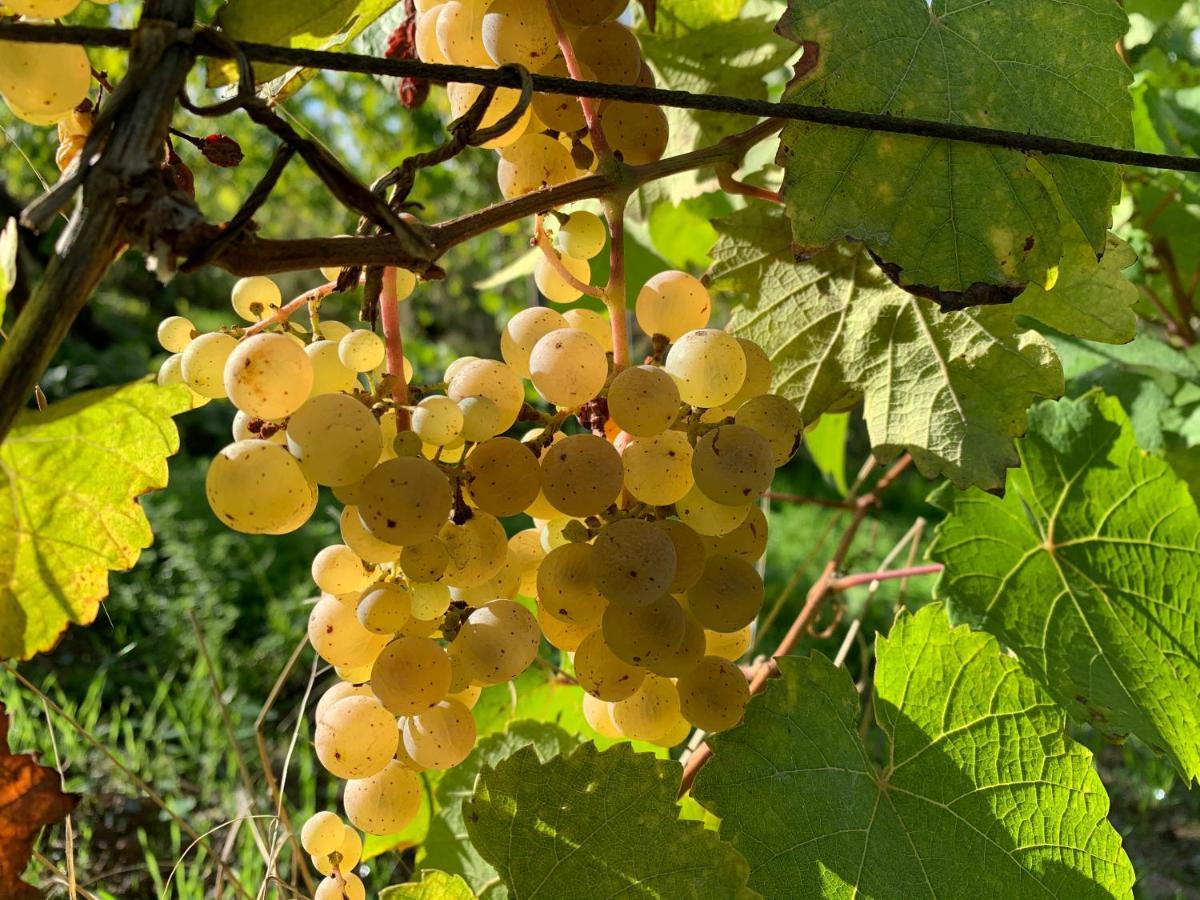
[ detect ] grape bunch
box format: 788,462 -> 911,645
0,0 -> 94,127
154,260 -> 801,894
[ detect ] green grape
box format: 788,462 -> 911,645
538,603 -> 590,651
540,540 -> 604,628
529,328 -> 608,408
340,505 -> 403,565
440,512 -> 508,587
500,306 -> 567,378
344,760 -> 422,836
182,332 -> 238,399
315,682 -> 375,724
413,395 -> 465,446
157,315 -> 195,353
555,211 -> 607,259
646,610 -> 705,678
315,874 -> 365,900
358,457 -> 452,546
0,38 -> 90,121
371,636 -> 451,715
457,396 -> 507,442
601,594 -> 686,667
306,340 -> 362,396
224,333 -> 314,420
705,624 -> 752,661
357,583 -> 413,634
607,365 -> 680,437
554,0 -> 625,25
533,251 -> 591,303
509,528 -> 545,597
300,811 -> 345,856
416,5 -> 450,63
540,433 -> 623,516
206,440 -> 315,534
230,276 -> 281,322
686,554 -> 763,633
610,674 -> 680,742
454,599 -> 540,684
497,134 -> 575,199
735,394 -> 804,467
308,595 -> 390,668
675,483 -> 749,536
532,56 -> 590,133
599,101 -> 669,165
563,308 -> 612,352
574,22 -> 642,84
590,518 -> 677,607
704,504 -> 768,563
311,825 -> 362,876
436,0 -> 492,67
581,692 -> 621,738
447,81 -> 532,150
287,394 -> 384,487
676,655 -> 750,731
231,409 -> 284,444
621,430 -> 693,506
635,271 -> 712,341
411,581 -> 453,620
664,329 -> 747,408
692,424 -> 775,505
573,629 -> 645,701
447,358 -> 525,429
482,0 -> 557,67
465,436 -> 542,517
338,329 -> 386,373
653,518 -> 707,593
400,539 -> 449,582
402,698 -> 477,769
311,544 -> 372,595
314,694 -> 398,779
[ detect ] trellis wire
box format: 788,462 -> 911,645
1,21 -> 1198,175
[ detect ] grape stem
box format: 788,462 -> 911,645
827,563 -> 942,592
602,193 -> 631,370
244,281 -> 337,337
379,266 -> 411,425
543,0 -> 610,159
533,215 -> 606,300
716,167 -> 782,205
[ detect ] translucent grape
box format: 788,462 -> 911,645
358,457 -> 452,546
676,655 -> 750,731
539,515 -> 583,553
555,211 -> 607,259
653,518 -> 707,593
447,81 -> 532,149
412,395 -> 465,446
540,433 -> 623,516
621,430 -> 693,506
537,604 -> 590,651
451,548 -> 520,604
224,333 -> 314,420
416,4 -> 450,63
301,811 -> 345,856
664,329 -> 747,408
444,356 -> 479,382
447,358 -> 525,428
7,0 -> 82,15
482,0 -> 557,67
315,682 -> 375,724
687,554 -> 763,633
553,0 -> 625,25
335,661 -> 376,684
400,539 -> 449,582
532,56 -> 589,133
675,483 -> 750,537
455,600 -> 540,684
533,252 -> 591,304
357,583 -> 413,634
448,683 -> 483,710
601,594 -> 686,667
436,0 -> 492,67
735,394 -> 804,467
339,329 -> 386,372
157,315 -> 195,353
726,338 -> 772,409
705,624 -> 752,661
599,101 -> 669,165
607,365 -> 680,436
0,38 -> 90,120
646,610 -> 705,678
590,518 -> 677,608
314,694 -> 398,779
573,629 -> 645,701
182,332 -> 238,399
231,409 -> 285,444
692,424 -> 775,505
635,271 -> 712,341
312,544 -> 372,595
287,394 -> 383,487
497,134 -> 575,199
309,595 -> 390,668
582,693 -> 621,739
500,306 -> 567,379
440,512 -> 508,587
311,825 -> 362,876
704,504 -> 768,563
316,874 -> 366,900
465,436 -> 542,516
231,276 -> 281,322
207,440 -> 315,534
344,760 -> 421,835
654,714 -> 692,748
392,268 -> 417,302
340,506 -> 403,565
306,340 -> 362,395
371,636 -> 451,715
411,581 -> 453,620
318,320 -> 352,342
509,528 -> 545,597
529,328 -> 608,408
611,674 -> 680,742
457,396 -> 507,442
562,309 -> 612,352
402,698 -> 477,769
574,22 -> 642,84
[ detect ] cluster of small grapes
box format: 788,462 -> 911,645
0,1 -> 97,126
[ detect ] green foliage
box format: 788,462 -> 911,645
0,217 -> 15,327
930,392 -> 1200,781
803,412 -> 850,495
381,871 -> 477,900
775,0 -> 1132,305
693,605 -> 1135,898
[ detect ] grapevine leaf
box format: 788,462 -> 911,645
0,217 -> 16,327
0,382 -> 194,661
651,0 -> 747,35
421,721 -> 580,899
929,392 -> 1200,780
466,743 -> 757,899
380,871 -> 476,900
774,0 -> 1132,307
0,704 -> 79,900
719,207 -> 1063,489
692,605 -> 1135,899
804,411 -> 850,495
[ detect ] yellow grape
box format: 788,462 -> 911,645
413,395 -> 465,446
231,409 -> 284,444
305,340 -> 362,396
540,433 -> 623,516
440,512 -> 508,587
400,539 -> 450,582
465,437 -> 542,516
231,276 -> 281,322
457,396 -> 508,442
601,594 -> 686,667
224,333 -> 313,420
537,603 -> 590,651
402,698 -> 477,769
311,825 -> 362,876
581,692 -> 621,739
314,695 -> 398,779
664,329 -> 747,409
308,595 -> 390,668
635,271 -> 712,341
606,365 -> 680,436
358,457 -> 453,546
692,424 -> 775,505
206,440 -> 315,535
0,38 -> 91,121
646,610 -> 705,678
620,430 -> 693,507
317,320 -> 352,343
482,0 -> 557,67
315,874 -> 365,900
301,811 -> 345,856
339,506 -> 403,565
448,682 -> 483,709
611,674 -> 680,742
509,528 -> 545,597
599,101 -> 669,165
7,0 -> 82,15
182,332 -> 237,399
573,629 -> 645,701
416,5 -> 450,63
500,306 -> 567,379
704,504 -> 768,563
454,599 -> 540,683
287,394 -> 384,487
157,316 -> 195,353
532,55 -> 590,133
653,518 -> 707,593
315,682 -> 375,724
705,624 -> 752,661
528,328 -> 608,408
675,483 -> 750,536
686,554 -> 763,633
590,518 -> 677,608
344,760 -> 421,835
311,544 -> 372,595
447,81 -> 532,149
676,655 -> 750,732
447,358 -> 525,428
411,581 -> 453,620
563,308 -> 612,352
725,338 -> 773,410
735,394 -> 805,467
534,252 -> 592,303
357,583 -> 413,634
574,22 -> 642,84
556,210 -> 607,259
654,714 -> 692,748
371,636 -> 452,715
339,330 -> 386,373
553,0 -> 626,25
436,0 -> 492,67
497,134 -> 576,199
444,356 -> 479,382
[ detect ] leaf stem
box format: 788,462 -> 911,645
827,563 -> 943,593
244,281 -> 337,337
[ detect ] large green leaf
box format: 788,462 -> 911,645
775,0 -> 1132,307
692,605 -> 1135,898
929,392 -> 1200,780
420,721 -> 580,899
466,743 -> 756,899
381,871 -> 476,900
719,207 -> 1063,489
0,382 -> 194,660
